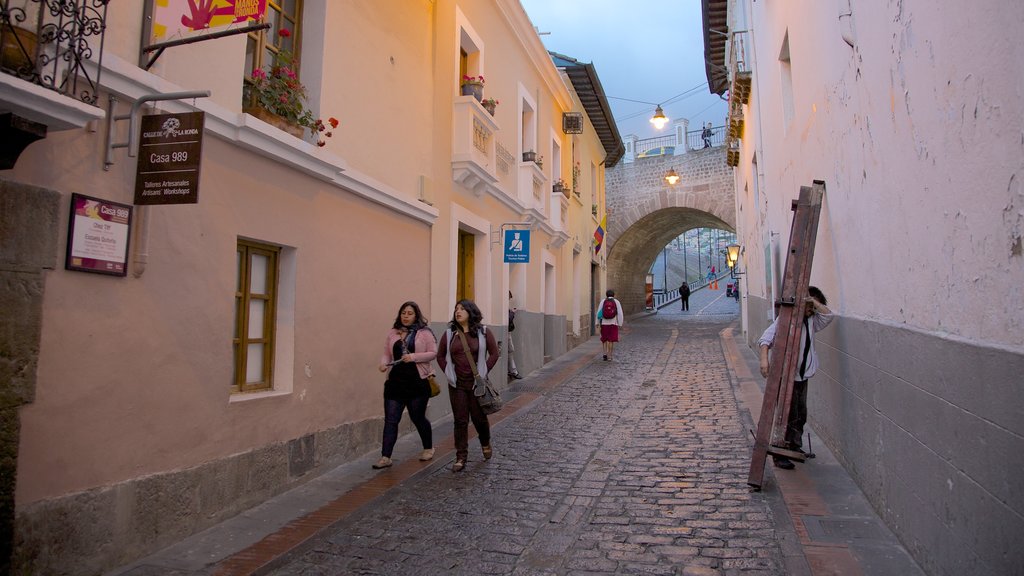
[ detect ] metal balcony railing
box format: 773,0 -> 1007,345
686,125 -> 726,149
0,0 -> 109,105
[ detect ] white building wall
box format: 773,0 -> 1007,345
729,1 -> 1024,574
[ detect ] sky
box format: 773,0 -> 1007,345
518,0 -> 727,142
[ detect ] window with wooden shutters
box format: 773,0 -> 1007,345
234,240 -> 280,393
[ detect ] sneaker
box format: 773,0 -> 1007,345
602,354 -> 608,361
372,456 -> 392,469
773,457 -> 795,470
452,460 -> 465,472
419,448 -> 435,461
482,445 -> 493,460
509,372 -> 523,380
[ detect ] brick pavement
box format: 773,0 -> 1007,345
111,287 -> 923,576
257,307 -> 790,575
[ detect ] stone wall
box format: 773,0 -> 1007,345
0,179 -> 60,574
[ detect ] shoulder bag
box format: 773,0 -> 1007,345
456,329 -> 503,415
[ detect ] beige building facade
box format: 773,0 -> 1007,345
0,1 -> 620,572
704,1 -> 1024,574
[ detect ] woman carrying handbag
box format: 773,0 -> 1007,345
436,299 -> 499,472
374,301 -> 438,469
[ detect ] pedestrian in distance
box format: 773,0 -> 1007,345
507,291 -> 523,380
702,122 -> 713,148
374,301 -> 438,469
436,299 -> 499,472
598,289 -> 624,361
679,282 -> 691,311
758,286 -> 834,470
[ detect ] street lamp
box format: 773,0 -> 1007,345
726,243 -> 744,278
664,168 -> 680,185
650,105 -> 669,130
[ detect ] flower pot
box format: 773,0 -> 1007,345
244,106 -> 304,138
522,151 -> 537,163
461,83 -> 483,102
1,26 -> 38,73
482,101 -> 496,116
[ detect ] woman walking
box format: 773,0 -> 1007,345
436,299 -> 499,472
374,301 -> 437,469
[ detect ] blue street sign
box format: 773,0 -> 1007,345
503,229 -> 530,263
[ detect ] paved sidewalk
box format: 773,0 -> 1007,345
109,288 -> 923,576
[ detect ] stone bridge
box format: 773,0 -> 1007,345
604,146 -> 735,313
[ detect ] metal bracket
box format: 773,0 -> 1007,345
104,90 -> 211,171
491,221 -> 533,246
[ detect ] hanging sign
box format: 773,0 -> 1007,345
503,229 -> 530,263
65,193 -> 132,277
149,0 -> 268,44
134,111 -> 204,205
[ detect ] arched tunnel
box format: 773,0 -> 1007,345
603,147 -> 736,314
606,207 -> 734,313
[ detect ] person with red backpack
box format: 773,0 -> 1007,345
598,289 -> 624,361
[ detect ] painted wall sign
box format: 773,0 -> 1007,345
503,229 -> 530,263
150,0 -> 267,43
134,111 -> 204,205
66,193 -> 133,277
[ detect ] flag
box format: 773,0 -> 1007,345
593,214 -> 606,254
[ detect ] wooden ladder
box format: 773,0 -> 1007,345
747,181 -> 825,489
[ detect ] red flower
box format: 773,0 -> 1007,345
278,28 -> 291,38
328,117 -> 339,128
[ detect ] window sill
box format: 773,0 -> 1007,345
229,388 -> 292,404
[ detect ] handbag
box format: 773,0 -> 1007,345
427,374 -> 441,397
456,330 -> 503,414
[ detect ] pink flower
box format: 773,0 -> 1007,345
251,68 -> 266,81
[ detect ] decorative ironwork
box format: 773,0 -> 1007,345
0,0 -> 109,105
496,142 -> 514,176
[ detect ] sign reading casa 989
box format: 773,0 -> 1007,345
134,111 -> 204,205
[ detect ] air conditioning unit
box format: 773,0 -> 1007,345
562,112 -> 583,134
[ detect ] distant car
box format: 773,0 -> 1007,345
636,146 -> 675,159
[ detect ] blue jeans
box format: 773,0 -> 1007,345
381,395 -> 432,458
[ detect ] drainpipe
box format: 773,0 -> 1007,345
839,0 -> 856,48
132,206 -> 149,278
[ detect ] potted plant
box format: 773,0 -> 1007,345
536,155 -> 544,169
460,74 -> 484,101
572,161 -> 581,194
481,97 -> 498,116
243,29 -> 338,146
552,179 -> 569,198
1,1 -> 40,74
522,150 -> 537,163
592,204 -> 599,216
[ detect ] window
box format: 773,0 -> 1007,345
234,240 -> 280,393
244,1 -> 304,106
779,31 -> 795,130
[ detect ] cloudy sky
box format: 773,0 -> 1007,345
518,0 -> 727,141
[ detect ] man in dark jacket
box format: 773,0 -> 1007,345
679,282 -> 691,311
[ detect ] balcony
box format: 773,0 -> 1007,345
1,0 -> 109,167
451,95 -> 499,195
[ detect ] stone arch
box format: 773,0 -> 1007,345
604,147 -> 734,313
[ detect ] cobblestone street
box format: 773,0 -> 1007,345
267,301 -> 789,575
